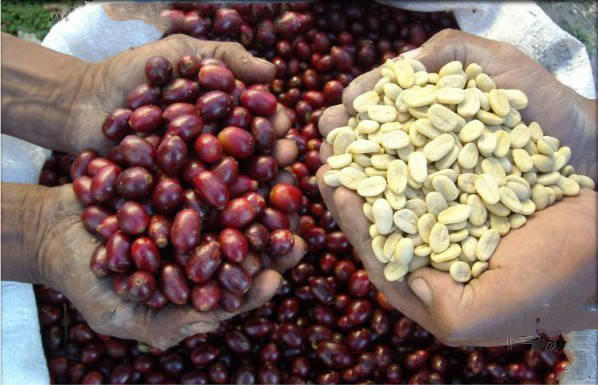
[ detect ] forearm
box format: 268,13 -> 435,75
1,33 -> 90,152
1,183 -> 49,284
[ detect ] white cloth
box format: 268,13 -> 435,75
1,2 -> 595,384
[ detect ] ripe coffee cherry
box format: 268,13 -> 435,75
240,89 -> 278,116
269,184 -> 303,213
194,134 -> 223,164
194,171 -> 230,210
145,55 -> 173,85
115,167 -> 153,200
171,209 -> 202,253
268,229 -> 295,256
117,201 -> 150,235
218,126 -> 255,159
102,109 -> 131,140
191,281 -> 221,312
129,105 -> 163,133
198,64 -> 235,92
219,228 -> 249,263
127,271 -> 157,302
131,237 -> 161,274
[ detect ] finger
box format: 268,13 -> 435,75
407,29 -> 511,76
332,186 -> 370,247
103,3 -> 173,33
271,104 -> 292,138
316,165 -> 341,226
269,170 -> 297,187
318,104 -> 350,137
320,142 -> 333,163
287,213 -> 300,234
330,186 -> 437,333
271,235 -> 307,272
216,269 -> 283,320
272,138 -> 298,167
342,69 -> 382,115
407,267 -> 465,335
195,39 -> 276,84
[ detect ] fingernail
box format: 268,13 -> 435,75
256,57 -> 274,67
409,278 -> 432,306
400,47 -> 423,60
181,321 -> 215,335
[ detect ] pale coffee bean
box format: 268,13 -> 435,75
471,261 -> 489,279
327,153 -> 352,169
457,88 -> 481,118
417,213 -> 436,243
323,170 -> 341,187
436,74 -> 467,89
475,73 -> 496,92
384,262 -> 409,282
339,167 -> 366,190
467,194 -> 488,226
394,59 -> 415,88
383,232 -> 403,261
372,198 -> 393,235
368,105 -> 398,123
429,104 -> 465,132
432,243 -> 462,263
392,237 -> 415,265
475,228 -> 500,261
426,191 -> 448,216
408,152 -> 428,183
423,134 -> 455,162
435,88 -> 465,104
450,261 -> 472,282
465,63 -> 483,80
510,124 -> 531,149
503,89 -> 529,110
380,130 -> 410,150
509,213 -> 527,229
432,175 -> 460,201
393,208 -> 418,234
429,223 -> 450,253
458,143 -> 479,169
357,175 -> 387,197
488,89 -> 510,117
438,204 -> 471,224
372,235 -> 388,263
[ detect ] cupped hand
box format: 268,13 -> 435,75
316,29 -> 598,346
68,33 -> 297,166
338,29 -> 597,179
38,184 -> 306,349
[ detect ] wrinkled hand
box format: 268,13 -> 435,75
317,29 -> 598,346
38,185 -> 306,348
68,33 -> 297,166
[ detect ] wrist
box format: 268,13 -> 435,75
1,184 -> 54,285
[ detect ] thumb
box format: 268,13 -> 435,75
408,267 -> 465,316
196,40 -> 276,85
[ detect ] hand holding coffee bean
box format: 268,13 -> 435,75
317,30 -> 598,346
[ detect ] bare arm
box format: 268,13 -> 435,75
0,183 -> 50,285
1,33 -> 90,152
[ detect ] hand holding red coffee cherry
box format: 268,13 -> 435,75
68,34 -> 297,161
2,33 -> 308,348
